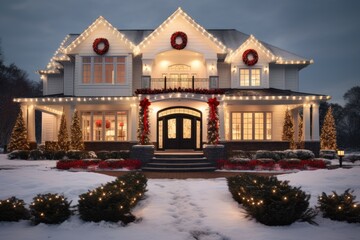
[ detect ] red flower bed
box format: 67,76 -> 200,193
56,160 -> 100,170
56,159 -> 141,170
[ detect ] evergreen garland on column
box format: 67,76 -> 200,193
320,106 -> 337,150
8,110 -> 29,151
58,114 -> 70,151
71,110 -> 84,150
137,98 -> 151,145
282,108 -> 295,149
297,114 -> 304,149
207,97 -> 220,144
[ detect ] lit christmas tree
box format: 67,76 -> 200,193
207,97 -> 220,144
71,110 -> 84,150
58,114 -> 70,151
320,106 -> 337,150
297,114 -> 304,149
8,110 -> 29,151
282,109 -> 295,149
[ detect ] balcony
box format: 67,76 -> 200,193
141,76 -> 219,90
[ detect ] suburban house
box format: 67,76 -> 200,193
14,8 -> 329,155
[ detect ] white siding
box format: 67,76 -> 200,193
46,75 -> 64,95
63,62 -> 74,95
285,66 -> 299,91
269,65 -> 285,89
218,62 -> 231,88
41,112 -> 57,143
133,55 -> 142,91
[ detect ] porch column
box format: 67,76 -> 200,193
312,103 -> 320,141
303,104 -> 311,141
218,103 -> 226,141
292,108 -> 299,142
27,105 -> 36,142
130,103 -> 138,142
63,104 -> 75,136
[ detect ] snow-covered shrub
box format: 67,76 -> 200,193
96,151 -> 111,160
78,172 -> 147,224
66,150 -> 85,160
319,150 -> 337,159
295,149 -> 315,160
29,150 -> 44,160
30,193 -> 72,224
227,174 -> 317,226
318,189 -> 360,223
87,151 -> 98,159
53,150 -> 66,160
255,150 -> 282,161
7,150 -> 30,160
229,157 -> 251,163
7,150 -> 20,160
344,153 -> 360,163
0,197 -> 30,222
284,150 -> 298,159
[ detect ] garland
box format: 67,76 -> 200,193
207,97 -> 220,144
138,98 -> 151,145
171,31 -> 187,50
242,49 -> 258,66
135,88 -> 225,95
93,38 -> 109,55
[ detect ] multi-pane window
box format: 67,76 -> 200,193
82,56 -> 126,84
81,111 -> 128,141
240,69 -> 261,86
231,112 -> 272,140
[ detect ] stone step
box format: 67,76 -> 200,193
151,157 -> 207,163
142,166 -> 216,172
147,162 -> 213,167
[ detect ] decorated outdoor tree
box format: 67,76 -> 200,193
207,97 -> 220,144
320,106 -> 337,150
7,110 -> 29,151
282,109 -> 295,149
58,114 -> 70,151
297,114 -> 304,149
71,110 -> 84,150
137,98 -> 151,145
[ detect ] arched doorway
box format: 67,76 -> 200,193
157,107 -> 202,150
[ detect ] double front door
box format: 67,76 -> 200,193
157,107 -> 202,150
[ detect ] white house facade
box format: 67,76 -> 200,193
15,8 -> 329,154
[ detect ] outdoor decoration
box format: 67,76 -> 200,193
320,106 -> 337,150
242,49 -> 258,66
282,109 -> 295,149
7,110 -> 29,152
171,31 -> 187,50
92,38 -> 109,55
70,110 -> 84,151
138,98 -> 151,145
0,197 -> 30,222
207,97 -> 220,144
58,114 -> 70,151
135,88 -> 225,95
297,114 -> 304,149
95,120 -> 111,129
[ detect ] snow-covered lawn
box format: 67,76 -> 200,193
0,154 -> 359,240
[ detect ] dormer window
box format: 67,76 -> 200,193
82,56 -> 126,84
240,68 -> 261,87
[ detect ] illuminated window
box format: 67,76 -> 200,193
82,56 -> 126,84
240,69 -> 261,87
231,112 -> 272,140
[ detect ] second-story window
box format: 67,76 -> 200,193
240,68 -> 261,87
82,56 -> 126,84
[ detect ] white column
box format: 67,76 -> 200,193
292,108 -> 299,142
63,104 -> 75,136
303,104 -> 311,141
130,103 -> 138,142
218,103 -> 225,142
312,103 -> 320,141
27,105 -> 36,142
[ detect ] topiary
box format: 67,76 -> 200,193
0,197 -> 30,221
29,193 -> 72,224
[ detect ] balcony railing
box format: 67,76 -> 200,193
141,76 -> 219,90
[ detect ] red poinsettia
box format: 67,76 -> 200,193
95,120 -> 111,128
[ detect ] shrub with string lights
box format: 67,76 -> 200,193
318,189 -> 360,223
78,172 -> 147,224
0,197 -> 30,222
29,193 -> 72,224
227,174 -> 317,226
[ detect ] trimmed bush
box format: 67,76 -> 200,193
318,189 -> 360,223
0,197 -> 30,222
295,149 -> 315,160
96,151 -> 111,160
66,150 -> 85,160
29,150 -> 44,160
43,151 -> 55,160
78,172 -> 147,224
319,150 -> 337,159
29,193 -> 72,224
7,150 -> 30,160
227,174 -> 317,226
53,150 -> 67,160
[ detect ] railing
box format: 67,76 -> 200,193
141,76 -> 219,90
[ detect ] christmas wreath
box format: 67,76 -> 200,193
242,49 -> 258,66
93,38 -> 109,55
171,31 -> 187,50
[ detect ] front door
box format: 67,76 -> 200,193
157,107 -> 202,150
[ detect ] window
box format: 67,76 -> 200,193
231,112 -> 272,140
81,111 -> 128,141
240,69 -> 261,86
82,56 -> 126,84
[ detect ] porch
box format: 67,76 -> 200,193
141,76 -> 219,89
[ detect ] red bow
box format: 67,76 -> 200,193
140,98 -> 151,144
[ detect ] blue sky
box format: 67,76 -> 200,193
0,0 -> 359,105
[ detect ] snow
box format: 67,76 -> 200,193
0,154 -> 359,240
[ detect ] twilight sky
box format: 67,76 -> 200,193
0,0 -> 359,105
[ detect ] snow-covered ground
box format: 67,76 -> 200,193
0,154 -> 359,240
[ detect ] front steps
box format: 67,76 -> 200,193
142,151 -> 216,172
